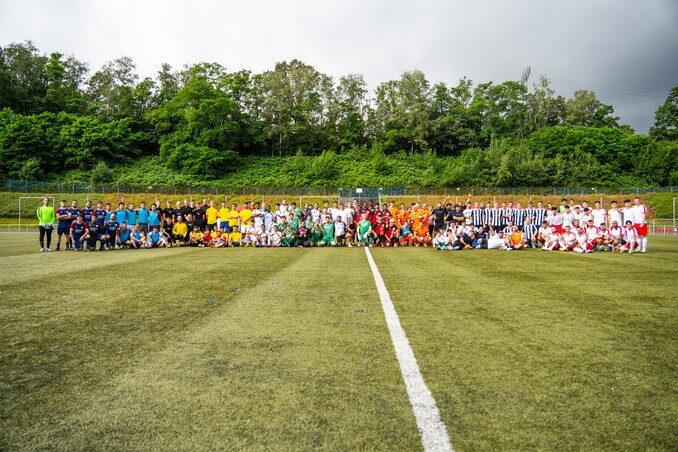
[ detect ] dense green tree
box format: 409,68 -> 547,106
86,56 -> 138,121
0,41 -> 48,114
257,60 -> 327,156
0,109 -> 58,176
58,115 -> 139,170
376,70 -> 431,155
649,86 -> 678,141
564,90 -> 619,128
148,63 -> 258,177
44,52 -> 88,114
334,73 -> 369,149
523,76 -> 565,133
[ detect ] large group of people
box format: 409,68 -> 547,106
34,195 -> 650,254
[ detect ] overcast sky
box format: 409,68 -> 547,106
1,0 -> 676,133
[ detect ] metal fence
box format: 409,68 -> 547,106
2,179 -> 677,197
2,180 -> 336,196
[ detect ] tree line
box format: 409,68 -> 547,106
0,40 -> 676,186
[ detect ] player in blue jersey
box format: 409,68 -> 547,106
68,200 -> 80,222
146,226 -> 168,248
94,201 -> 107,224
81,200 -> 94,223
104,203 -> 114,222
126,203 -> 138,228
117,222 -> 132,249
104,213 -> 119,250
148,203 -> 161,231
129,224 -> 144,249
137,202 -> 150,234
69,214 -> 88,251
55,199 -> 72,251
115,202 -> 128,226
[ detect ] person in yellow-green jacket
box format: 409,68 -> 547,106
37,197 -> 56,252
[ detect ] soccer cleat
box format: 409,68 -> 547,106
628,248 -> 634,254
40,248 -> 44,252
347,243 -> 353,248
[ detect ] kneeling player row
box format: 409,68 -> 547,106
433,221 -> 643,253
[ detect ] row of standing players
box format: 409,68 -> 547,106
35,196 -> 649,252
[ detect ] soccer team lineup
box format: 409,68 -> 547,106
35,195 -> 650,253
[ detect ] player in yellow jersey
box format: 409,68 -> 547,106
228,226 -> 242,247
218,201 -> 230,232
239,202 -> 253,230
205,200 -> 219,232
189,225 -> 203,247
172,215 -> 188,246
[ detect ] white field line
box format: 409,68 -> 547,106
364,247 -> 453,452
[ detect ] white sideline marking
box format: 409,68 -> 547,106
364,247 -> 453,452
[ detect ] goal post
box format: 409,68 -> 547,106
19,196 -> 55,232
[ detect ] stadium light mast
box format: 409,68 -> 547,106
521,66 -> 531,87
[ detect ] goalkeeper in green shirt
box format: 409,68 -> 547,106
357,213 -> 374,246
37,197 -> 56,251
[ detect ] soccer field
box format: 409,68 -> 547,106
1,233 -> 676,450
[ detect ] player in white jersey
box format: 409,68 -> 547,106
585,220 -> 601,250
537,221 -> 551,247
580,208 -> 593,226
244,221 -> 261,246
548,207 -> 563,233
621,199 -> 635,225
252,204 -> 264,230
620,220 -> 638,253
608,221 -> 623,252
542,227 -> 561,251
268,225 -> 282,247
607,201 -> 623,227
632,197 -> 648,252
561,206 -> 575,228
310,204 -> 321,224
573,227 -> 592,253
598,225 -> 613,251
487,230 -> 505,249
463,203 -> 473,226
591,202 -> 606,227
558,225 -> 577,251
572,205 -> 585,225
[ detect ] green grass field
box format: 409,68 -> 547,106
1,233 -> 676,450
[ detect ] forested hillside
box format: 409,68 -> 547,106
0,41 -> 676,187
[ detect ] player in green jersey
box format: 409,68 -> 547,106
309,221 -> 324,246
357,213 -> 374,247
37,197 -> 56,251
319,217 -> 335,246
